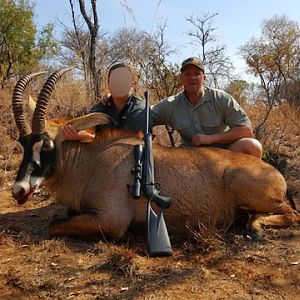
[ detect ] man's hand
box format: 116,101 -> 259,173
63,124 -> 81,140
192,133 -> 213,146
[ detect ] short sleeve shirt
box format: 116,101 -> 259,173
89,94 -> 146,131
151,86 -> 251,146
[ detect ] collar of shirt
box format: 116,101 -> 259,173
108,95 -> 133,111
182,86 -> 208,109
108,94 -> 133,123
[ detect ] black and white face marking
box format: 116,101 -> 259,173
12,134 -> 55,204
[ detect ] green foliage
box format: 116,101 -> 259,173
35,23 -> 61,62
0,0 -> 36,86
0,0 -> 60,88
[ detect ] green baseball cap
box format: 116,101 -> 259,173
180,57 -> 205,73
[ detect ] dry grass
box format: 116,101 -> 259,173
99,244 -> 139,278
183,222 -> 226,255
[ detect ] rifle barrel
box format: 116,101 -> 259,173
144,91 -> 150,134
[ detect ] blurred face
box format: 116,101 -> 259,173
180,65 -> 206,94
108,67 -> 133,98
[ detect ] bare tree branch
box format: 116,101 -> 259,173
186,13 -> 234,88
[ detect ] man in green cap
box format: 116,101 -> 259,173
152,57 -> 262,158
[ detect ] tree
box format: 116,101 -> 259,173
225,80 -> 249,107
60,26 -> 89,71
0,0 -> 35,87
143,23 -> 181,147
107,25 -> 181,99
107,27 -> 149,68
60,23 -> 109,97
186,13 -> 235,88
68,0 -> 100,99
240,15 -> 300,136
281,79 -> 300,108
144,22 -> 181,100
35,23 -> 61,65
0,0 -> 59,88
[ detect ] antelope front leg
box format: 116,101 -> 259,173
48,212 -> 131,239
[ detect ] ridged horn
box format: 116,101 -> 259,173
12,71 -> 47,137
32,68 -> 72,134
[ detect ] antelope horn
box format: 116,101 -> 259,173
12,71 -> 47,137
32,68 -> 72,134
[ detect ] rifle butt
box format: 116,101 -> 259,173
147,201 -> 173,257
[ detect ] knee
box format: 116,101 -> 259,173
247,139 -> 263,158
229,138 -> 262,158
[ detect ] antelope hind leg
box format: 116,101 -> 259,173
249,207 -> 300,233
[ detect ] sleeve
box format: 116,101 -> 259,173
219,93 -> 251,128
151,99 -> 168,126
151,96 -> 177,126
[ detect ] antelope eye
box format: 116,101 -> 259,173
43,140 -> 50,148
42,138 -> 55,150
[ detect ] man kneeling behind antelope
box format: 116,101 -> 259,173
11,69 -> 300,241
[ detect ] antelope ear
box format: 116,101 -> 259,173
66,112 -> 116,131
28,95 -> 48,127
28,95 -> 36,115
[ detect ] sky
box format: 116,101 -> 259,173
34,0 -> 300,81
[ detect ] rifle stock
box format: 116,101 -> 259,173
147,201 -> 172,256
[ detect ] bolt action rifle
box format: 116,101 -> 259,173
131,91 -> 172,257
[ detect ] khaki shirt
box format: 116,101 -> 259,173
152,86 -> 251,146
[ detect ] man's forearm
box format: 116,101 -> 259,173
192,125 -> 253,146
208,125 -> 253,144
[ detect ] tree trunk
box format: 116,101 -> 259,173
78,0 -> 100,99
